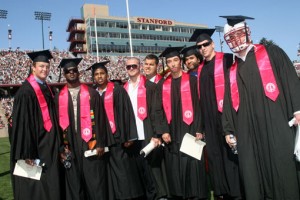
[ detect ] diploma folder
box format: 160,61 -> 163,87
180,133 -> 206,160
13,160 -> 42,180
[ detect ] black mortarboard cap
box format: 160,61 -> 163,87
219,15 -> 254,26
181,45 -> 199,58
27,50 -> 53,63
159,46 -> 183,59
189,29 -> 215,43
59,58 -> 82,70
86,60 -> 110,73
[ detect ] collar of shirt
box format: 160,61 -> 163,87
96,86 -> 107,96
234,44 -> 254,61
34,76 -> 45,85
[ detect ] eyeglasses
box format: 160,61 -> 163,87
126,64 -> 138,70
64,68 -> 79,74
197,41 -> 212,49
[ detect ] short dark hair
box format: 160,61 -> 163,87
145,54 -> 159,65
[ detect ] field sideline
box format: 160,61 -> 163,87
0,137 -> 13,200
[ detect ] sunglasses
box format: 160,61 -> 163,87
126,64 -> 138,70
197,41 -> 212,49
64,68 -> 79,74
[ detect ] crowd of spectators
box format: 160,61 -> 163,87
0,49 -> 165,124
0,49 -> 164,84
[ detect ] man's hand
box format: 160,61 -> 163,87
294,113 -> 300,125
25,159 -> 35,166
162,133 -> 171,144
195,132 -> 204,141
151,137 -> 162,147
123,140 -> 134,148
96,147 -> 104,157
225,135 -> 237,148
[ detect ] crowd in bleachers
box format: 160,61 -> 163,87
0,49 -> 157,84
0,49 -> 164,126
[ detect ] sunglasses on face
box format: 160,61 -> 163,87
197,41 -> 212,49
126,64 -> 138,70
64,68 -> 79,74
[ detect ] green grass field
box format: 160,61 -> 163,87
0,137 -> 13,200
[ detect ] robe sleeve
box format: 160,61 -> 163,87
267,45 -> 300,118
11,85 -> 40,161
152,80 -> 170,136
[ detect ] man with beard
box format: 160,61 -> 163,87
87,61 -> 145,200
181,45 -> 203,76
189,28 -> 242,199
155,47 -> 208,199
55,58 -> 107,200
10,50 -> 62,200
220,15 -> 300,200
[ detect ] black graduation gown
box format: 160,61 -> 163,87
222,45 -> 300,200
156,75 -> 208,199
10,80 -> 62,200
55,85 -> 107,200
199,54 -> 242,198
101,83 -> 144,200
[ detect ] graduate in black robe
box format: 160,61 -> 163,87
88,61 -> 144,200
221,16 -> 300,199
125,57 -> 164,200
55,58 -> 107,200
10,50 -> 62,200
190,28 -> 242,199
155,47 -> 208,199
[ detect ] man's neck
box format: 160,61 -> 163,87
205,51 -> 216,61
129,74 -> 140,84
146,73 -> 156,80
67,81 -> 81,88
98,82 -> 108,92
171,70 -> 182,79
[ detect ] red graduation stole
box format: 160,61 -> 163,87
154,74 -> 162,84
229,44 -> 279,111
59,84 -> 92,142
197,52 -> 225,112
214,52 -> 225,112
27,74 -> 53,132
124,75 -> 147,120
104,82 -> 116,134
163,72 -> 194,125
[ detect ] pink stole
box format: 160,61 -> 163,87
124,75 -> 147,120
154,74 -> 162,84
229,44 -> 279,111
214,52 -> 225,112
27,75 -> 52,132
59,84 -> 92,142
163,72 -> 194,125
104,82 -> 116,133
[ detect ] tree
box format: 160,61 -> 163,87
259,37 -> 276,46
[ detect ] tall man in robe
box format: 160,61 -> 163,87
88,61 -> 145,200
55,58 -> 107,200
220,15 -> 300,200
10,50 -> 62,200
190,28 -> 242,199
155,47 -> 208,199
124,57 -> 164,200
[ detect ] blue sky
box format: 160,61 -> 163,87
0,0 -> 299,61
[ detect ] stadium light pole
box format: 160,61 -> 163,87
215,26 -> 224,52
125,0 -> 133,56
8,24 -> 12,50
0,9 -> 8,19
34,11 -> 51,50
49,27 -> 53,50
